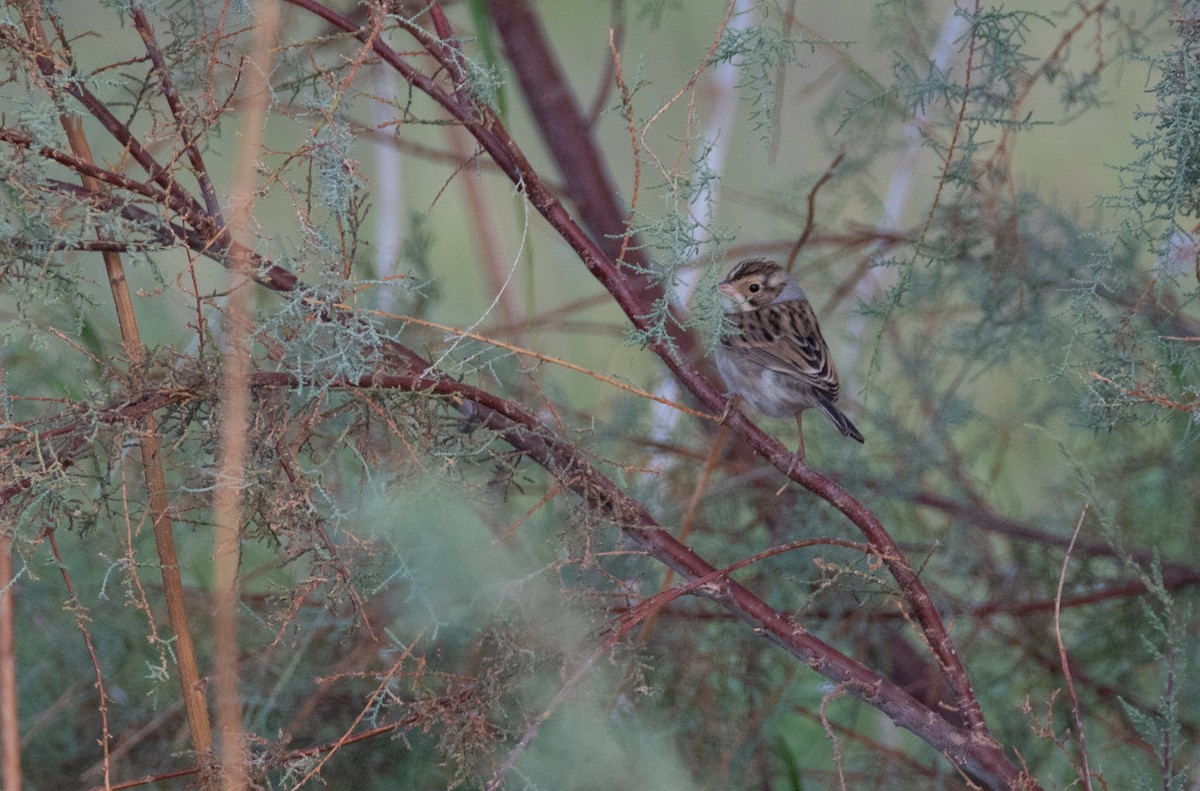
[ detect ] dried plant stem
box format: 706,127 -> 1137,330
210,3 -> 282,789
819,683 -> 851,791
0,356 -> 18,791
1055,506 -> 1094,790
15,4 -> 215,774
0,531 -> 18,791
45,532 -> 113,789
210,288 -> 253,790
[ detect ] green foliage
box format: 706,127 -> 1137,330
1117,562 -> 1192,791
714,5 -> 798,138
1130,10 -> 1200,221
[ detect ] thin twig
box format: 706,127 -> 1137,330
915,0 -> 980,252
287,646 -> 415,790
46,529 -> 113,790
0,530 -> 20,791
819,683 -> 851,791
784,147 -> 846,273
127,1 -> 226,223
1055,505 -> 1094,791
446,125 -> 520,326
361,306 -> 721,422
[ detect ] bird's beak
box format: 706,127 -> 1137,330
718,282 -> 735,296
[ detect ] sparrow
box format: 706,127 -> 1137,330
715,258 -> 864,463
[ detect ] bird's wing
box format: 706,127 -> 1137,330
723,300 -> 840,401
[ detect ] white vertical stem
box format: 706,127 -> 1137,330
843,5 -> 969,371
373,67 -> 405,312
645,0 -> 755,486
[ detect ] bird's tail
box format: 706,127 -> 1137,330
818,399 -> 864,443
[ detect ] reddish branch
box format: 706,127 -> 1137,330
127,3 -> 226,223
287,0 -> 684,368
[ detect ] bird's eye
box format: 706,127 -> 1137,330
748,283 -> 760,293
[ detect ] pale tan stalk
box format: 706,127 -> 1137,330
210,3 -> 282,789
0,525 -> 19,791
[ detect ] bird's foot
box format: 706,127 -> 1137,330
775,450 -> 805,496
719,394 -> 741,424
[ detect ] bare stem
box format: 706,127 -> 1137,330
1055,506 -> 1094,790
210,3 -> 283,789
0,531 -> 19,791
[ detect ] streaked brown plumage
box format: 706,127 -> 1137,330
716,258 -> 863,462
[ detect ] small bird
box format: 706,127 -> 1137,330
716,258 -> 864,465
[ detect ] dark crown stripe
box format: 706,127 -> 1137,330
726,258 -> 777,281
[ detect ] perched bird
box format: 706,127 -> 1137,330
716,258 -> 863,464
